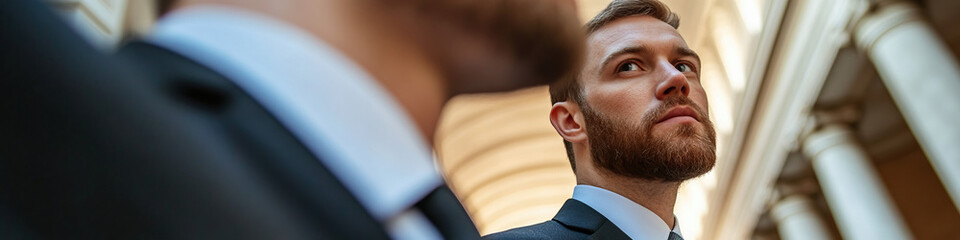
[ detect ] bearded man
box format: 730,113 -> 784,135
0,0 -> 582,239
484,0 -> 716,239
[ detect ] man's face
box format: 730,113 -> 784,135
579,15 -> 716,182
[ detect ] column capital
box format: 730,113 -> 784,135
769,195 -> 819,225
802,124 -> 858,160
769,194 -> 835,240
854,1 -> 923,52
853,0 -> 960,210
802,124 -> 912,239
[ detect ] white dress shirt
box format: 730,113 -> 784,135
148,6 -> 443,240
572,185 -> 684,240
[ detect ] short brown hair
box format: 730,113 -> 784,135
550,0 -> 679,170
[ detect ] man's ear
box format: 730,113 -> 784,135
549,101 -> 588,144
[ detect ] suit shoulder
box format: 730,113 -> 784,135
482,220 -> 587,240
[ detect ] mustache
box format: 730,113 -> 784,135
641,96 -> 710,128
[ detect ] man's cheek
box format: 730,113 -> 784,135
692,91 -> 710,111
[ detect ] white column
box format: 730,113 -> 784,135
770,195 -> 833,240
803,124 -> 911,240
854,1 -> 960,209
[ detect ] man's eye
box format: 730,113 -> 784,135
618,62 -> 641,72
675,63 -> 693,72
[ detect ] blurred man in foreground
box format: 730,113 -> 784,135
484,0 -> 716,239
0,0 -> 582,239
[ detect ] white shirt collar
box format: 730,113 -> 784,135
147,6 -> 442,221
572,185 -> 683,240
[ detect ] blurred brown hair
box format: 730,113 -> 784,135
157,0 -> 176,15
399,0 -> 585,93
550,0 -> 679,169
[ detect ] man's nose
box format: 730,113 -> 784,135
655,63 -> 690,100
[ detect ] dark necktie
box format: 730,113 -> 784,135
668,232 -> 684,240
415,185 -> 481,240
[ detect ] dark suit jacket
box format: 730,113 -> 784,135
482,199 -> 630,240
0,0 -> 477,239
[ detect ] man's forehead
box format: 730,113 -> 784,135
587,15 -> 688,58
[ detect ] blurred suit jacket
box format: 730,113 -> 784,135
0,0 -> 476,239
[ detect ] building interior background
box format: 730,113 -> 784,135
50,0 -> 960,239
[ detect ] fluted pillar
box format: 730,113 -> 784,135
854,1 -> 960,209
803,124 -> 911,240
770,195 -> 833,240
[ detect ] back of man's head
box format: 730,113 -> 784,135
397,0 -> 586,94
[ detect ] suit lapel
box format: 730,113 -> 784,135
416,186 -> 481,239
589,220 -> 631,240
553,199 -> 631,240
116,41 -> 392,239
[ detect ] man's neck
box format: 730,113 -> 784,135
575,159 -> 681,227
172,0 -> 448,144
